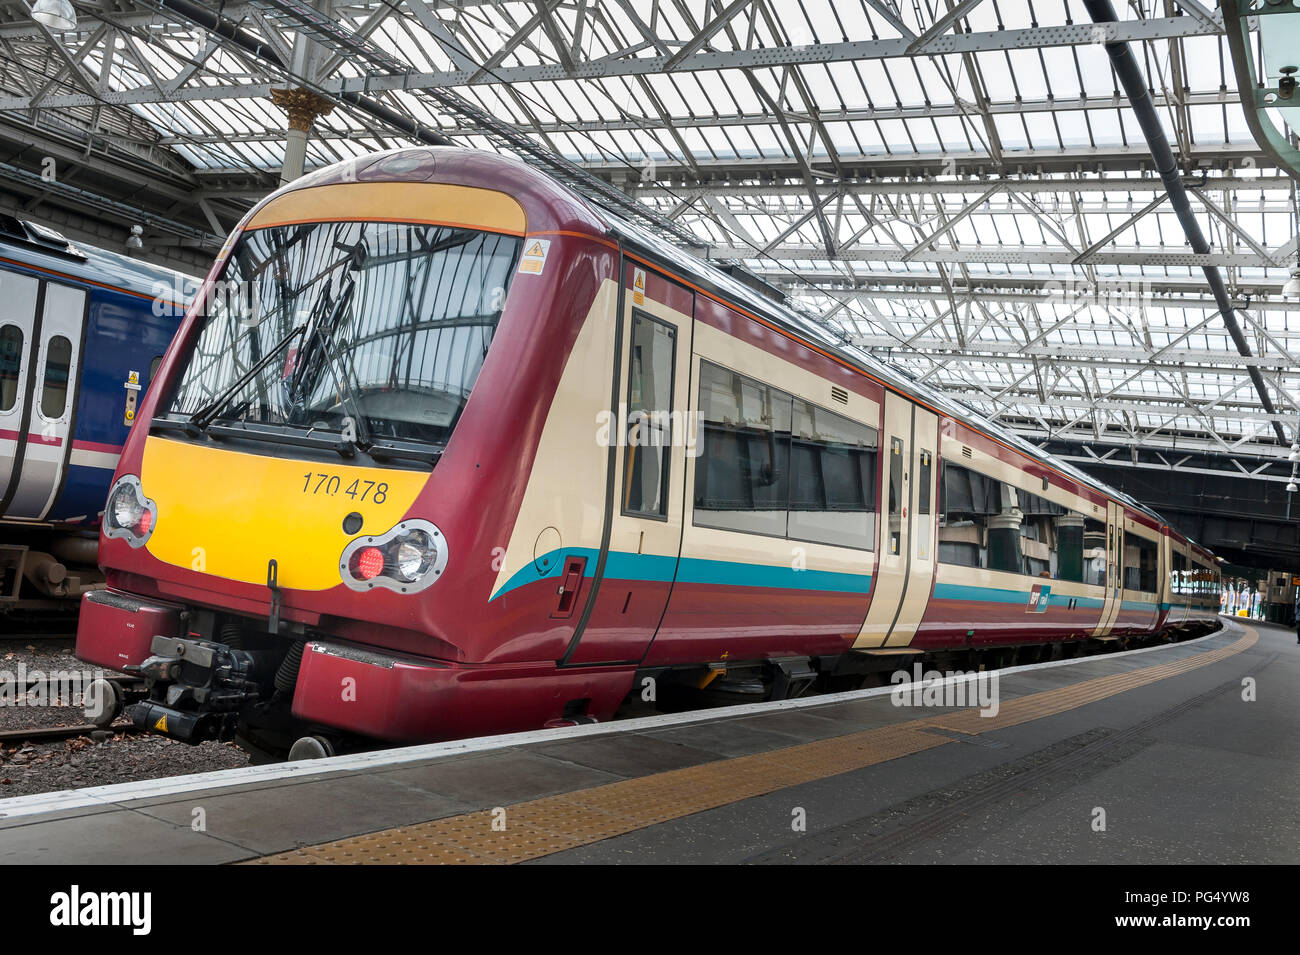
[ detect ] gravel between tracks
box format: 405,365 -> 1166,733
0,734 -> 250,798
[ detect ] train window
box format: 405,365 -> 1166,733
938,462 -> 992,568
162,221 -> 522,447
0,324 -> 21,411
622,312 -> 675,519
1123,533 -> 1159,592
1172,552 -> 1188,594
1082,517 -> 1107,586
788,397 -> 878,548
887,438 -> 903,554
1018,489 -> 1064,577
694,362 -> 791,538
940,461 -> 1108,584
917,450 -> 932,516
41,335 -> 71,419
938,463 -> 1020,572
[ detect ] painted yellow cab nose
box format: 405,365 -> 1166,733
140,436 -> 426,591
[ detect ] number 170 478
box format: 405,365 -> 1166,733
301,472 -> 388,503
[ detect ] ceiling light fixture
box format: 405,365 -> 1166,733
30,0 -> 76,31
1283,267 -> 1300,298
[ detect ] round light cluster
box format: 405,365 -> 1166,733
340,521 -> 446,594
103,475 -> 157,548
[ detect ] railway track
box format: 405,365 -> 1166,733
0,721 -> 140,745
1,675 -> 145,746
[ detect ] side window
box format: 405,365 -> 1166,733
887,437 -> 903,554
1082,517 -> 1107,587
694,361 -> 791,537
788,398 -> 878,549
622,312 -> 676,519
42,335 -> 71,419
146,355 -> 163,395
693,361 -> 878,549
1120,532 -> 1157,592
917,450 -> 932,516
938,462 -> 985,568
1135,534 -> 1159,592
0,324 -> 22,412
939,461 -> 1105,583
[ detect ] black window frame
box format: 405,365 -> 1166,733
620,309 -> 677,522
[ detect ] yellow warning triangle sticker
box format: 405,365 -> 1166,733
634,272 -> 645,289
155,714 -> 168,732
526,241 -> 545,257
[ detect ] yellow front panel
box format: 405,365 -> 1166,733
140,437 -> 427,591
245,182 -> 527,235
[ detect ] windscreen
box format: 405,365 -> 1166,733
161,220 -> 522,447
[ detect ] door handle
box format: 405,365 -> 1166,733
551,556 -> 587,618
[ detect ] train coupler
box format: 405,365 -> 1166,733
129,700 -> 239,743
125,635 -> 269,743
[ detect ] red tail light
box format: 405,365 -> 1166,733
353,546 -> 385,580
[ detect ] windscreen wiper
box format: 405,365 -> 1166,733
186,322 -> 307,433
288,243 -> 373,456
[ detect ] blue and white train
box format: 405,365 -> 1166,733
0,217 -> 193,611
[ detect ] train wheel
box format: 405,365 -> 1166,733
287,735 -> 336,761
83,678 -> 123,728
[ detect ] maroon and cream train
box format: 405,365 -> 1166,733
75,148 -> 1221,756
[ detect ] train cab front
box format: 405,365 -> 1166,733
74,152 -> 567,759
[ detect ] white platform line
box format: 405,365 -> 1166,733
0,622 -> 1238,822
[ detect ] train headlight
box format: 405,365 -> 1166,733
394,531 -> 436,581
340,520 -> 446,594
103,475 -> 157,548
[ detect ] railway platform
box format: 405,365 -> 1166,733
0,616 -> 1293,865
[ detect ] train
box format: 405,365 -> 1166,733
0,217 -> 191,618
73,147 -> 1222,760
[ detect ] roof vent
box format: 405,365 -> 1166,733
716,261 -> 788,303
0,215 -> 83,259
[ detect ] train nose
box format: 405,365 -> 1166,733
136,435 -> 427,591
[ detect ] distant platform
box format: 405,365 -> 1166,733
1,616 -> 1293,864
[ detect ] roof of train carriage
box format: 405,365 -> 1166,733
597,205 -> 1178,532
0,217 -> 197,302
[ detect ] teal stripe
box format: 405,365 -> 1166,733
675,556 -> 871,593
931,582 -> 1105,610
491,548 -> 872,601
1120,599 -> 1159,611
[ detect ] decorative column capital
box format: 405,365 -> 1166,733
270,87 -> 335,132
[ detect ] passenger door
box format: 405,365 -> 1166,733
854,392 -> 919,648
562,267 -> 692,665
0,270 -> 39,510
3,281 -> 85,519
1092,501 -> 1123,636
881,411 -> 938,647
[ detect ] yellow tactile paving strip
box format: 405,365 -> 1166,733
253,627 -> 1257,865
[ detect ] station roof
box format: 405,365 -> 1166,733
0,0 -> 1296,482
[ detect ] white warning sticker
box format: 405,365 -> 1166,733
518,238 -> 551,275
632,267 -> 646,305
